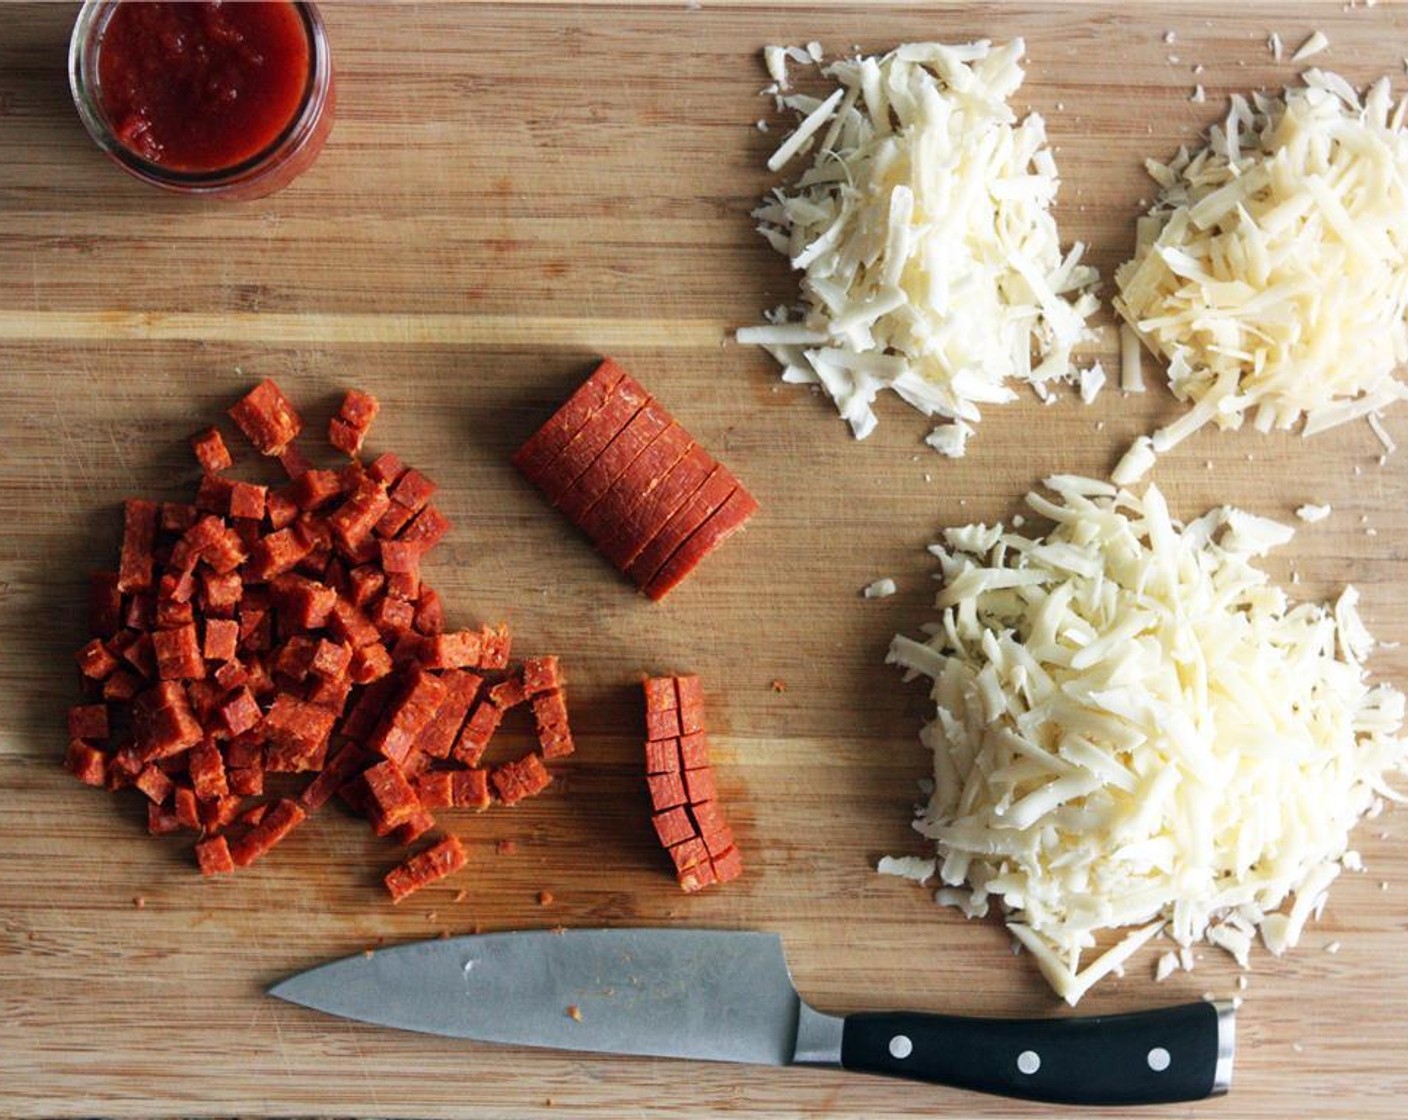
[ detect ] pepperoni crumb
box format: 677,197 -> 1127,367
566,1004 -> 583,1022
133,895 -> 146,909
770,679 -> 787,693
538,890 -> 554,906
496,839 -> 517,856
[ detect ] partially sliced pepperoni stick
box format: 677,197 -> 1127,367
641,674 -> 741,892
555,403 -> 670,524
538,374 -> 651,503
515,360 -> 758,598
643,487 -> 761,602
512,358 -> 628,487
600,443 -> 715,571
578,425 -> 693,552
625,466 -> 738,590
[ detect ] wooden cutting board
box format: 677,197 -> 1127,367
2,3 -> 1406,1116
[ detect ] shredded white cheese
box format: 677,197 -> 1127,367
741,40 -> 1099,452
863,578 -> 898,599
886,478 -> 1407,1003
1296,503 -> 1332,523
1114,70 -> 1408,456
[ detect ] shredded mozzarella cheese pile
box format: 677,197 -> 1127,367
738,40 -> 1099,454
1115,70 -> 1408,458
888,477 -> 1406,1004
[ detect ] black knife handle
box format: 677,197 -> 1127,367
840,1000 -> 1233,1106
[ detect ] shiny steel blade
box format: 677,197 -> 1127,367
269,928 -> 813,1066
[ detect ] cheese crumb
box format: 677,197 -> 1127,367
1191,84 -> 1206,104
1079,361 -> 1108,404
741,40 -> 1098,451
763,45 -> 790,90
877,855 -> 937,883
1112,435 -> 1157,486
887,479 -> 1408,1003
1115,69 -> 1408,451
1368,412 -> 1397,455
863,578 -> 898,599
1291,30 -> 1330,63
1269,32 -> 1284,62
1119,324 -> 1145,393
1296,504 -> 1332,523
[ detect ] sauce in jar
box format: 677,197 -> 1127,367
97,2 -> 311,173
69,0 -> 334,199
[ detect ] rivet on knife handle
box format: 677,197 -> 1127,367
833,1000 -> 1235,1105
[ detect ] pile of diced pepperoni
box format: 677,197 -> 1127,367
66,379 -> 572,902
513,358 -> 759,600
643,675 -> 742,891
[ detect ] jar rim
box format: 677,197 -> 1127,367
68,0 -> 332,193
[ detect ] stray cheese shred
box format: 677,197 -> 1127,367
738,40 -> 1099,454
1114,70 -> 1408,461
887,477 -> 1407,1003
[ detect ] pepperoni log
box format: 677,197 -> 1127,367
513,359 -> 757,598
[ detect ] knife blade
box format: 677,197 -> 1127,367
268,928 -> 1234,1106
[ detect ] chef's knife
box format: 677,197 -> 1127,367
269,928 -> 1234,1106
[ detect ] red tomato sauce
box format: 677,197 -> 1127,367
96,2 -> 311,173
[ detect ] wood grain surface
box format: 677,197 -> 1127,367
2,3 -> 1407,1117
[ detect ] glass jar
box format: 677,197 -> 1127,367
68,1 -> 335,201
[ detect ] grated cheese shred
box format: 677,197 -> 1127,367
887,477 -> 1407,1003
1113,69 -> 1408,472
738,40 -> 1099,455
